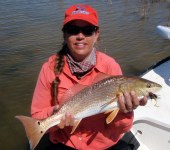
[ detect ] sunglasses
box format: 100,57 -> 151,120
63,25 -> 98,36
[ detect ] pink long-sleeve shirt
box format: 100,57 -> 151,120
31,51 -> 133,150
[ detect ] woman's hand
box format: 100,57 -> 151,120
118,91 -> 148,113
53,106 -> 75,129
58,113 -> 75,129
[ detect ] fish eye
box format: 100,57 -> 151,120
147,83 -> 151,88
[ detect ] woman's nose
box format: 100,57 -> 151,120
76,32 -> 85,40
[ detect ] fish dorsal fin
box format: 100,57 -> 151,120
92,72 -> 112,84
61,84 -> 87,102
70,119 -> 82,134
106,108 -> 119,124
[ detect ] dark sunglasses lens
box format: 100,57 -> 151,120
82,26 -> 96,36
65,26 -> 80,35
64,26 -> 97,36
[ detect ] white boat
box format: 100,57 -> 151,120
156,25 -> 170,40
122,56 -> 170,150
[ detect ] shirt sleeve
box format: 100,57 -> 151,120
106,58 -> 123,76
31,62 -> 55,120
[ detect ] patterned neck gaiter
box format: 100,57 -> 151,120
66,48 -> 96,77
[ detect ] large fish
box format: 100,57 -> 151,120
15,75 -> 162,150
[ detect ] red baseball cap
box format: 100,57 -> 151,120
63,4 -> 99,27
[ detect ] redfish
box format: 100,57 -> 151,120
15,75 -> 162,150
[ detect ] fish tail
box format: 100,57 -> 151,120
15,115 -> 45,150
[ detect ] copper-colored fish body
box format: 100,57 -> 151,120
15,75 -> 162,150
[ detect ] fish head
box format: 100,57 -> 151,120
119,76 -> 162,97
137,78 -> 162,95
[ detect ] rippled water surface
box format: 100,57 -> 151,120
0,0 -> 170,149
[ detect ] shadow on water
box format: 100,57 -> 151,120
27,133 -> 74,150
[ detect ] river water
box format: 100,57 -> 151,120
0,0 -> 170,149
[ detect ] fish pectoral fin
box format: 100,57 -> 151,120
104,109 -> 114,114
104,104 -> 117,114
101,97 -> 117,110
106,108 -> 119,124
70,119 -> 82,134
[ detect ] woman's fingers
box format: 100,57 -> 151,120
65,113 -> 74,126
69,114 -> 75,126
124,91 -> 133,112
58,113 -> 74,129
139,96 -> 148,106
130,91 -> 139,110
53,105 -> 75,129
118,93 -> 128,113
58,116 -> 65,129
118,91 -> 147,113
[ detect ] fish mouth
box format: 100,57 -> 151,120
148,92 -> 157,99
148,92 -> 161,107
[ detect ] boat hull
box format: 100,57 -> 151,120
131,56 -> 170,150
156,25 -> 170,39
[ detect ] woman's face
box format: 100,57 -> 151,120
64,20 -> 99,62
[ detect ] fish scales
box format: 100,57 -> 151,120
56,77 -> 118,117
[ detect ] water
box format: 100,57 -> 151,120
0,0 -> 170,149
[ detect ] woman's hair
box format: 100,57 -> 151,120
51,43 -> 67,105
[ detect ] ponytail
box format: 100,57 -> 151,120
51,44 -> 67,105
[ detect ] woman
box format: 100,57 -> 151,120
31,4 -> 147,150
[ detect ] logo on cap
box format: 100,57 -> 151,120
72,5 -> 89,15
